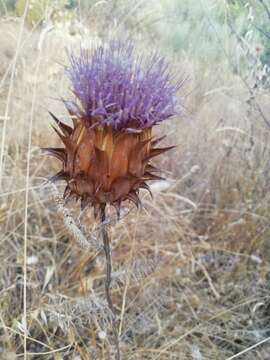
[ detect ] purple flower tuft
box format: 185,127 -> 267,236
67,40 -> 182,130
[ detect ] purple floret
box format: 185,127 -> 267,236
67,40 -> 181,130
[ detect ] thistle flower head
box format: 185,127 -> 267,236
67,40 -> 180,130
45,40 -> 183,216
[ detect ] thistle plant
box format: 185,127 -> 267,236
44,40 -> 182,359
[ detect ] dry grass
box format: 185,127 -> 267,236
1,1 -> 270,359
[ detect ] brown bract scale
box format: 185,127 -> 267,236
44,112 -> 174,216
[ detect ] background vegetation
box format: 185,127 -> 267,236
1,0 -> 270,359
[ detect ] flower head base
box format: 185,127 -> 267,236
45,41 -> 181,216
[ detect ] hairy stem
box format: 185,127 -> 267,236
100,206 -> 120,360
